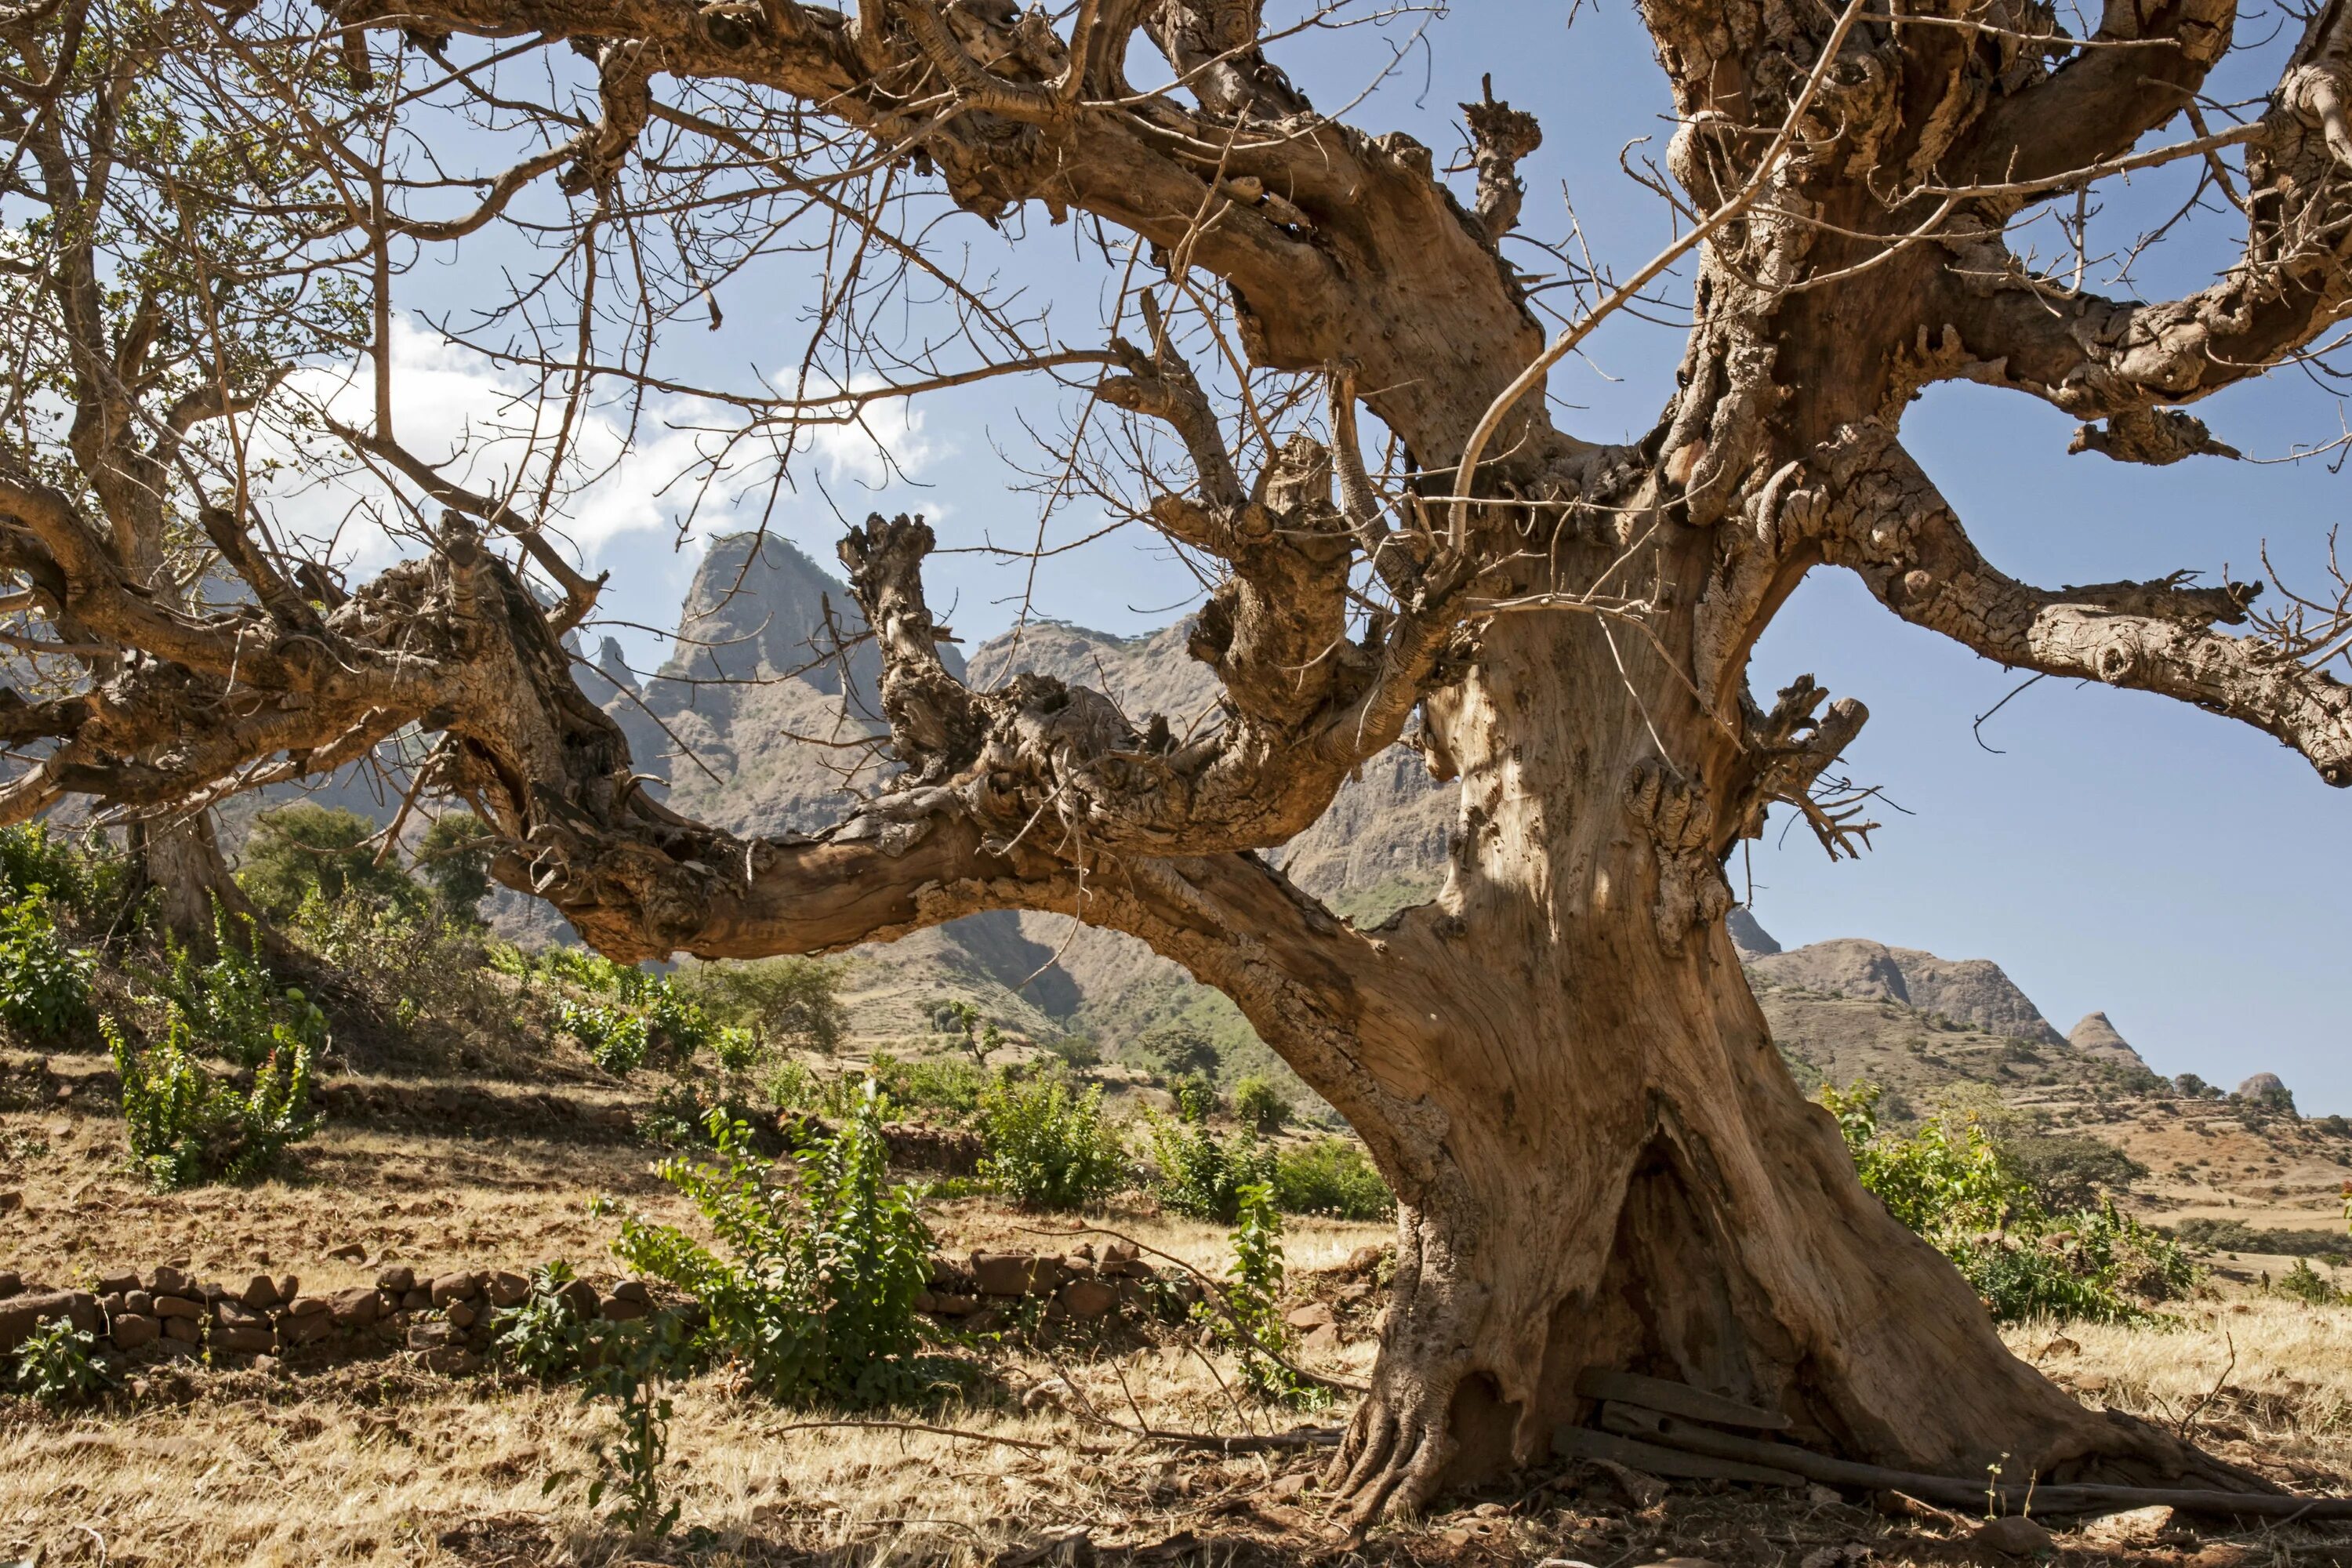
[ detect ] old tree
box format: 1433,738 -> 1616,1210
9,0 -> 2352,1516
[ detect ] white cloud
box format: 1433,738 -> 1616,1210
260,321 -> 948,583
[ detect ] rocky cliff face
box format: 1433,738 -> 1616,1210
561,533 -> 2173,1111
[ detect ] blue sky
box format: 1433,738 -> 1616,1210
382,1 -> 2350,1108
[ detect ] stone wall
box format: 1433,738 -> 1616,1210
0,1244 -> 1192,1379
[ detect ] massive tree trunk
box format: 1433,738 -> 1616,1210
127,812 -> 250,952
1095,608 -> 2248,1516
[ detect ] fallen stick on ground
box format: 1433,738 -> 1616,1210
1586,1403 -> 2352,1519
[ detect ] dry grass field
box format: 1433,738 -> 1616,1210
11,1044 -> 2352,1568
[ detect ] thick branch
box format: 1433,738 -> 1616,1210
1818,424 -> 2352,785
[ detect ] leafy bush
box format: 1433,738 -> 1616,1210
109,1011 -> 318,1189
0,891 -> 94,1040
496,1262 -> 590,1378
713,1025 -> 761,1077
11,1315 -> 111,1406
238,804 -> 425,921
1139,1023 -> 1220,1081
0,823 -> 129,927
415,811 -> 495,919
977,1072 -> 1127,1210
676,957 -> 848,1054
564,1000 -> 650,1075
871,1054 -> 989,1119
1232,1074 -> 1292,1134
1272,1138 -> 1394,1220
1168,1072 -> 1220,1123
2277,1258 -> 2347,1306
542,946 -> 652,1000
160,905 -> 327,1067
1824,1082 -> 2197,1323
1146,1114 -> 1276,1223
1212,1182 -> 1312,1403
608,1084 -> 936,1406
643,982 -> 721,1069
1998,1133 -> 2149,1213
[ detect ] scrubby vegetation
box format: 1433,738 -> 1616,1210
1272,1138 -> 1395,1221
608,1085 -> 939,1406
975,1071 -> 1127,1211
107,1011 -> 318,1190
1824,1082 -> 2196,1323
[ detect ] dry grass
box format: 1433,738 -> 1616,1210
2003,1299 -> 2352,1483
14,1052 -> 2352,1566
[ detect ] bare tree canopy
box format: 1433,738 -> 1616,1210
8,0 -> 2352,1519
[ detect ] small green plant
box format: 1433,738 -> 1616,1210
109,1011 -> 318,1190
713,1025 -> 761,1077
1209,1182 -> 1317,1404
12,1315 -> 112,1406
1273,1138 -> 1394,1220
543,946 -> 653,1000
1824,1082 -> 2197,1323
159,903 -> 327,1067
2277,1258 -> 2346,1306
1146,1113 -> 1276,1223
608,1083 -> 937,1406
977,1072 -> 1127,1210
1232,1074 -> 1293,1134
563,1000 -> 649,1075
1169,1072 -> 1221,1123
873,1055 -> 989,1119
0,891 -> 94,1040
559,1312 -> 691,1538
496,1262 -> 589,1378
940,999 -> 991,1066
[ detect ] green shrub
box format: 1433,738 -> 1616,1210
677,957 -> 847,1054
2277,1258 -> 2346,1306
1169,1072 -> 1220,1123
572,1312 -> 691,1538
1146,1113 -> 1276,1223
564,1000 -> 649,1075
713,1025 -> 761,1077
542,946 -> 652,1000
495,1262 -> 590,1378
977,1072 -> 1127,1210
159,905 -> 327,1067
415,811 -> 496,920
1139,1024 -> 1220,1081
109,1011 -> 318,1190
1272,1138 -> 1394,1220
1232,1074 -> 1292,1134
0,823 -> 129,926
608,1083 -> 936,1406
1824,1082 -> 2197,1323
11,1315 -> 111,1406
871,1054 -> 989,1119
237,804 -> 424,921
1210,1182 -> 1314,1404
0,891 -> 93,1040
644,982 -> 720,1069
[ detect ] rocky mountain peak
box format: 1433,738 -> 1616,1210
2067,1011 -> 2148,1071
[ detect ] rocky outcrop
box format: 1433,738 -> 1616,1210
2066,1011 -> 2148,1071
1744,938 -> 2065,1045
1727,906 -> 1780,956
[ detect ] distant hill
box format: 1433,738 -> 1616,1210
1729,910 -> 2161,1104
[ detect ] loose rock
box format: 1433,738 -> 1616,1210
1976,1516 -> 2053,1557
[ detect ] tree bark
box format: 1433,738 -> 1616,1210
128,813 -> 236,946
1074,610 -> 2254,1520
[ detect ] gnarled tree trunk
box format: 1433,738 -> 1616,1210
1096,608 -> 2245,1515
